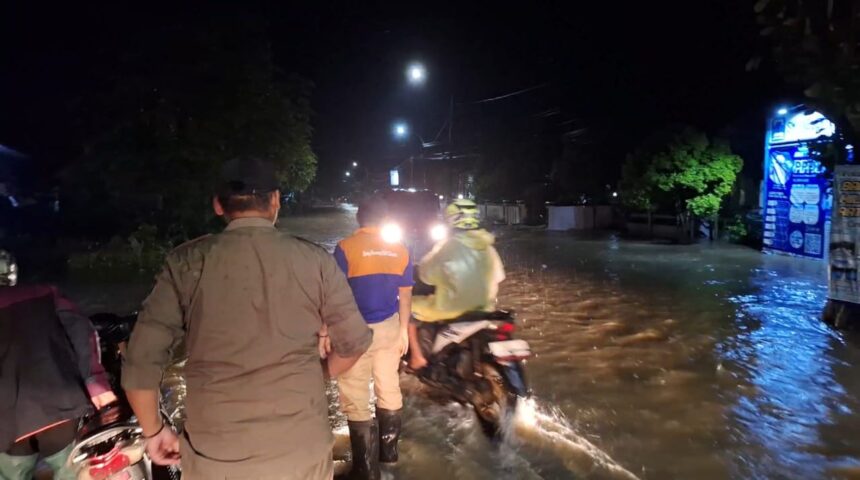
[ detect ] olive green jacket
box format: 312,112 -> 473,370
123,217 -> 371,476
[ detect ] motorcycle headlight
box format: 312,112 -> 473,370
429,223 -> 447,242
381,223 -> 403,244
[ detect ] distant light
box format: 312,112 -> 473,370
345,171 -> 351,177
777,107 -> 788,115
439,195 -> 444,200
394,122 -> 408,138
352,161 -> 358,167
407,187 -> 417,193
457,194 -> 464,199
429,223 -> 447,242
381,223 -> 403,244
612,191 -> 618,198
407,63 -> 426,84
847,144 -> 854,151
389,169 -> 400,186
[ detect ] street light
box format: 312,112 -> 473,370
345,171 -> 351,177
393,122 -> 409,139
352,161 -> 358,167
407,63 -> 426,85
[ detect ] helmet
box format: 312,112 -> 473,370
445,199 -> 480,230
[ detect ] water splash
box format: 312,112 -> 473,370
508,398 -> 640,480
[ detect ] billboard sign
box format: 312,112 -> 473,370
762,109 -> 835,259
829,165 -> 860,302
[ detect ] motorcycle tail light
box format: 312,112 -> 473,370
87,446 -> 130,480
498,323 -> 515,334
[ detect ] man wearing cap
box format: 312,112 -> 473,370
123,158 -> 373,479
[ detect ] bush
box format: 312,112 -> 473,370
726,215 -> 748,243
68,224 -> 171,279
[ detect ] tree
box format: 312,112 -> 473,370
621,127 -> 743,241
63,14 -> 316,241
754,0 -> 859,167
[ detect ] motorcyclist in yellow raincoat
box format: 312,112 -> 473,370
408,199 -> 505,369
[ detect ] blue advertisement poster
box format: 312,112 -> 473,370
762,110 -> 835,259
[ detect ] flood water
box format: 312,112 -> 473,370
63,207 -> 860,479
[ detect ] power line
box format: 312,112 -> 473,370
469,82 -> 550,104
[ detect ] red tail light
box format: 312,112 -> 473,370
87,446 -> 130,480
494,322 -> 515,341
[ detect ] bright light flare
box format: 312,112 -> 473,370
457,193 -> 464,199
381,223 -> 403,244
352,161 -> 358,167
345,171 -> 351,177
429,223 -> 447,242
393,122 -> 408,138
777,107 -> 788,115
407,63 -> 426,84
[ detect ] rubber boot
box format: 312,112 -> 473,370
348,420 -> 380,480
377,408 -> 401,464
0,452 -> 37,480
43,442 -> 77,480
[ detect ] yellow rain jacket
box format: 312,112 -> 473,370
412,229 -> 506,322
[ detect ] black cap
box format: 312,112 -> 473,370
218,158 -> 279,195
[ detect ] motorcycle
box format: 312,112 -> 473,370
409,309 -> 531,438
69,313 -> 182,480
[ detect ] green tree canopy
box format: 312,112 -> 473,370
621,127 -> 743,219
64,15 -> 316,240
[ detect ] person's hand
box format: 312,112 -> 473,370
318,326 -> 331,359
146,426 -> 181,466
408,351 -> 428,371
398,328 -> 409,357
91,391 -> 118,409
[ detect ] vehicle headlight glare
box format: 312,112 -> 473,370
430,224 -> 447,241
381,223 -> 403,244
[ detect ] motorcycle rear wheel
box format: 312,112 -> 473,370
473,363 -> 518,440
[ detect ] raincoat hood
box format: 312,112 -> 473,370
454,229 -> 496,250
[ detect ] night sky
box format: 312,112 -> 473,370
1,1 -> 783,182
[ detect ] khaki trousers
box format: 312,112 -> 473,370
179,433 -> 333,480
337,313 -> 403,421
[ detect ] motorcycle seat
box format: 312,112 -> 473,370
77,402 -> 137,439
437,309 -> 514,324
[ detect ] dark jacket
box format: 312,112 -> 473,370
0,285 -> 110,449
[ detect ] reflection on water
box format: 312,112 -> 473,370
725,267 -> 855,478
496,231 -> 860,479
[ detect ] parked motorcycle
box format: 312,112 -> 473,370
409,309 -> 531,438
69,313 -> 182,480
